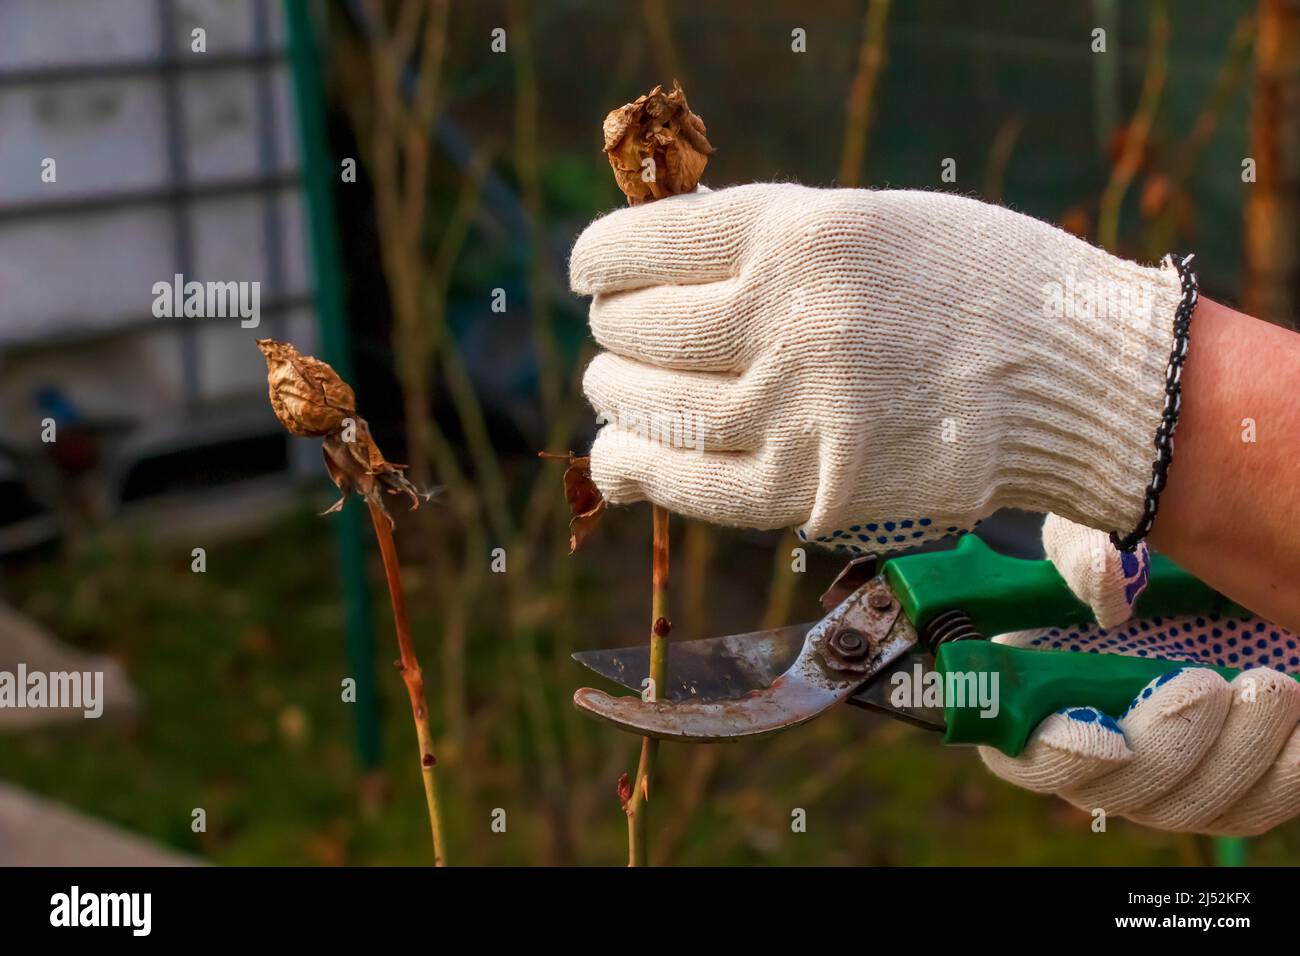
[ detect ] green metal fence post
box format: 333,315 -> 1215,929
285,0 -> 383,770
1215,836 -> 1247,867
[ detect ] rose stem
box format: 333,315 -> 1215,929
626,503 -> 670,866
366,499 -> 447,866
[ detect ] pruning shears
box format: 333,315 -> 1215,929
572,535 -> 1252,756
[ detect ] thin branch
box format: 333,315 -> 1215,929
422,150 -> 519,544
1097,0 -> 1169,252
643,0 -> 683,82
626,505 -> 670,866
652,528 -> 799,864
413,0 -> 451,130
391,0 -> 426,77
1145,12 -> 1256,257
983,114 -> 1024,204
367,499 -> 447,865
838,0 -> 892,187
506,0 -> 562,417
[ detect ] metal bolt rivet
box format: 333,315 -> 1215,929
829,628 -> 869,661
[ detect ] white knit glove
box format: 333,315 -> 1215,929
1043,512 -> 1150,628
570,183 -> 1184,552
982,519 -> 1300,835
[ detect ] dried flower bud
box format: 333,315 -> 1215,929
258,339 -> 430,523
603,82 -> 714,205
257,339 -> 356,437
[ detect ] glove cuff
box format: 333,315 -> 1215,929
992,254 -> 1185,534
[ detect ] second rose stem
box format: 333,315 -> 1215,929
367,500 -> 448,866
626,504 -> 670,866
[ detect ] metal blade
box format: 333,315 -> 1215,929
846,653 -> 946,732
573,574 -> 918,742
571,623 -> 814,702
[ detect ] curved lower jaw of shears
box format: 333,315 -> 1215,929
573,574 -> 917,742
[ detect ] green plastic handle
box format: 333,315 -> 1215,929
935,641 -> 1240,756
883,534 -> 1249,636
880,535 -> 1261,756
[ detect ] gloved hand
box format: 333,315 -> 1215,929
1042,511 -> 1151,628
982,517 -> 1300,835
570,183 -> 1185,551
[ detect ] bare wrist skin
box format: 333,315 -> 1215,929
1148,297 -> 1300,631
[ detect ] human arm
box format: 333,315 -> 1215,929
1148,297 -> 1300,630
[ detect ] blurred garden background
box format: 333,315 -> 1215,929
1,0 -> 1298,865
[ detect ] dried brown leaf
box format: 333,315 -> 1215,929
603,82 -> 714,205
322,418 -> 428,524
539,451 -> 607,553
563,455 -> 606,553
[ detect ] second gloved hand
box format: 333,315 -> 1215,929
981,517 -> 1300,835
571,183 -> 1184,552
1042,511 -> 1151,628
